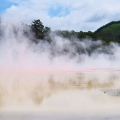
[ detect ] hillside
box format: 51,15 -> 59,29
1,19 -> 120,44
94,21 -> 120,43
54,21 -> 120,44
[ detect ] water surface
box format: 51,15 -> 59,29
0,69 -> 120,119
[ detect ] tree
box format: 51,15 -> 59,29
44,26 -> 51,35
31,19 -> 44,39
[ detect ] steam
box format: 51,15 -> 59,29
0,71 -> 119,114
0,17 -> 120,118
0,17 -> 120,73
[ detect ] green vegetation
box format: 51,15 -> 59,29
0,19 -> 119,56
57,21 -> 120,44
28,19 -> 120,55
29,19 -> 120,45
94,21 -> 120,43
30,19 -> 51,43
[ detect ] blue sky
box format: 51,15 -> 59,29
0,0 -> 69,17
1,0 -> 120,31
48,5 -> 70,17
0,0 -> 16,14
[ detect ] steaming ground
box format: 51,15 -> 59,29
0,19 -> 120,119
0,71 -> 120,120
0,18 -> 120,73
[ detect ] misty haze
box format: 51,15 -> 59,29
1,0 -> 120,120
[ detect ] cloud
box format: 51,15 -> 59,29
2,0 -> 120,31
48,4 -> 70,17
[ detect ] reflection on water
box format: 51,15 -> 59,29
0,70 -> 120,119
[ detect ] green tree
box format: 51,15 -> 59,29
44,26 -> 51,35
31,19 -> 44,39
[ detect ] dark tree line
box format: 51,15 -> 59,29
0,18 -> 120,45
30,19 -> 120,45
0,18 -> 119,56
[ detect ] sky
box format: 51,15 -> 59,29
1,0 -> 120,31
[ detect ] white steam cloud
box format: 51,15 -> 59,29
0,17 -> 120,74
0,17 -> 120,119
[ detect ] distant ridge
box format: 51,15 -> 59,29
95,20 -> 120,33
94,20 -> 120,43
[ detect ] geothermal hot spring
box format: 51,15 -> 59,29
0,19 -> 120,120
1,70 -> 120,120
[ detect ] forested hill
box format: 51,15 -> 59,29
94,21 -> 120,43
95,21 -> 120,33
1,19 -> 120,44
1,19 -> 120,56
23,19 -> 120,44
28,20 -> 120,55
57,20 -> 120,44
